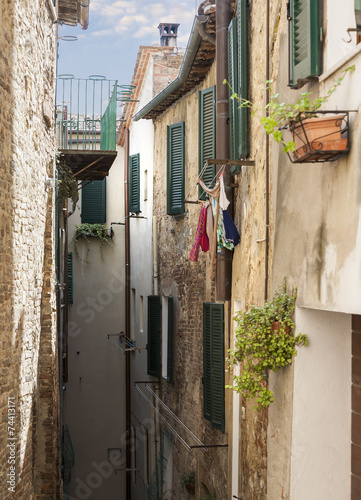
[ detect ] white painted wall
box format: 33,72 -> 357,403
290,307 -> 351,500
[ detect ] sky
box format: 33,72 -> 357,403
57,0 -> 198,86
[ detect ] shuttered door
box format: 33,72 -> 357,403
289,0 -> 320,87
67,252 -> 73,305
147,295 -> 161,377
203,303 -> 225,431
199,87 -> 216,200
81,179 -> 106,223
129,153 -> 140,213
167,297 -> 174,384
167,123 -> 185,215
352,316 -> 361,498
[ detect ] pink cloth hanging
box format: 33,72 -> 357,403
189,206 -> 207,262
199,207 -> 209,252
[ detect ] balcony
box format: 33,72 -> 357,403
56,76 -> 118,181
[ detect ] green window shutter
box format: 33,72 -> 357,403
147,295 -> 161,377
167,297 -> 174,384
238,0 -> 248,158
199,87 -> 216,200
81,179 -> 106,223
167,123 -> 185,215
67,252 -> 73,305
129,153 -> 140,214
228,17 -> 239,161
203,303 -> 225,431
356,0 -> 361,28
289,0 -> 320,88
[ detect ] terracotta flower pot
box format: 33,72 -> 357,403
290,114 -> 347,162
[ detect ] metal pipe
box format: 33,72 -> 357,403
265,0 -> 270,301
196,15 -> 216,45
215,0 -> 232,301
79,1 -> 90,30
153,215 -> 159,295
124,128 -> 131,500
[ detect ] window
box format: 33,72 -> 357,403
147,295 -> 161,377
161,297 -> 174,383
67,252 -> 73,305
167,122 -> 185,215
144,169 -> 148,201
81,179 -> 106,223
288,0 -> 320,88
227,1 -> 248,163
129,153 -> 140,213
199,87 -> 216,200
203,302 -> 225,431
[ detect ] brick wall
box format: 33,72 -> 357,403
0,1 -> 60,498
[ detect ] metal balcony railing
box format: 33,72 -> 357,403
56,75 -> 118,152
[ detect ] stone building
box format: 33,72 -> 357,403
0,1 -> 88,499
128,0 -> 361,499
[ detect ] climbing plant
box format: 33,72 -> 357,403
56,153 -> 79,213
228,279 -> 308,410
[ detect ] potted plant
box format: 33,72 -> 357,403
228,279 -> 308,411
56,153 -> 79,213
225,64 -> 355,162
72,223 -> 113,263
181,470 -> 196,495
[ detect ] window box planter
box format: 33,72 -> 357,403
288,111 -> 349,163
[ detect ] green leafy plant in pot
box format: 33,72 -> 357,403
228,279 -> 308,411
181,470 -> 195,495
72,223 -> 113,263
224,64 -> 354,159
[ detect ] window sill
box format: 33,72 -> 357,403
319,44 -> 361,83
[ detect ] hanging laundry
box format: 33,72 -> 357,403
189,205 -> 207,262
222,209 -> 240,246
219,174 -> 230,210
199,206 -> 209,252
206,204 -> 214,253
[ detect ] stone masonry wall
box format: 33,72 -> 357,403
153,64 -> 230,500
0,1 -> 60,498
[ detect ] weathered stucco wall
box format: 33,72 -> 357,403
153,62 -> 230,499
0,0 -> 60,498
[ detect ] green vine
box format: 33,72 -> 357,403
228,279 -> 308,411
72,223 -> 113,263
56,153 -> 79,213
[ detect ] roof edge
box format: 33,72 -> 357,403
132,16 -> 203,122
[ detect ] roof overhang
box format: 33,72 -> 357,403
59,150 -> 117,181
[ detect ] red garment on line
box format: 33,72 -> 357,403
189,206 -> 207,261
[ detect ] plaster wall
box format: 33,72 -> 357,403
290,307 -> 351,500
128,55 -> 158,499
65,152 -> 126,499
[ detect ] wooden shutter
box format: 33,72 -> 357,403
147,295 -> 161,377
228,17 -> 239,162
129,153 -> 140,214
238,0 -> 248,158
289,0 -> 320,88
199,87 -> 216,200
81,179 -> 106,223
203,303 -> 225,431
167,123 -> 185,215
356,0 -> 361,28
67,252 -> 73,305
167,297 -> 174,383
352,316 -> 361,498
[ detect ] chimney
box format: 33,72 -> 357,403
157,23 -> 180,47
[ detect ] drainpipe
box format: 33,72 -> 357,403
215,0 -> 232,301
124,129 -> 131,500
79,1 -> 90,30
265,0 -> 270,301
153,216 -> 159,295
